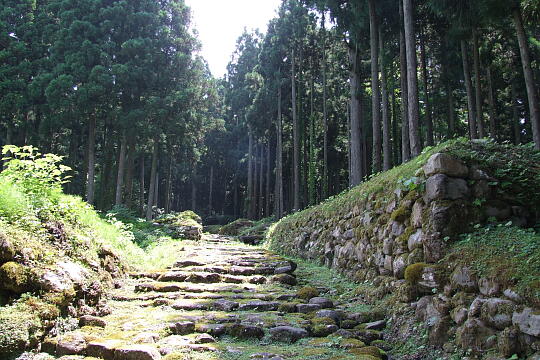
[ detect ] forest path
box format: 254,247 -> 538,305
40,234 -> 387,360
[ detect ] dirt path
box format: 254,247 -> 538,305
38,235 -> 388,360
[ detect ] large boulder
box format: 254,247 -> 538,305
269,326 -> 309,343
426,174 -> 470,202
456,319 -> 497,353
423,153 -> 469,178
513,308 -> 540,337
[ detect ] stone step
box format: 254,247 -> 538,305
134,282 -> 254,294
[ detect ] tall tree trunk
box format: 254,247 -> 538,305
399,0 -> 410,163
208,165 -> 214,215
165,155 -> 173,214
124,134 -> 136,207
446,80 -> 456,138
115,136 -> 127,206
146,139 -> 158,221
379,27 -> 392,171
247,129 -> 254,218
86,117 -> 96,205
349,44 -> 364,187
139,154 -> 145,216
512,81 -> 522,145
513,8 -> 540,149
420,29 -> 434,146
403,0 -> 421,157
253,142 -> 259,219
258,143 -> 264,219
486,65 -> 497,140
461,40 -> 478,139
154,171 -> 159,209
191,165 -> 197,212
292,49 -> 300,211
368,0 -> 382,172
391,83 -> 401,165
472,28 -> 485,138
275,79 -> 284,219
321,13 -> 329,200
265,141 -> 271,218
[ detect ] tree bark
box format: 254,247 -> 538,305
349,44 -> 364,187
446,81 -> 456,138
379,27 -> 391,171
124,134 -> 136,207
253,141 -> 259,218
265,141 -> 271,218
512,81 -> 522,145
247,129 -> 254,218
461,40 -> 478,139
258,143 -> 264,219
403,0 -> 421,157
86,117 -> 96,205
513,8 -> 540,149
139,154 -> 145,216
191,165 -> 196,212
486,65 -> 497,140
115,136 -> 127,206
321,13 -> 329,200
472,28 -> 485,138
208,165 -> 213,215
420,29 -> 434,146
165,155 -> 173,214
146,139 -> 158,221
399,0 -> 410,163
292,49 -> 300,211
368,0 -> 382,172
275,77 -> 284,219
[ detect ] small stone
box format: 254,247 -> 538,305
296,303 -> 322,313
86,340 -> 123,359
133,333 -> 160,344
170,321 -> 195,335
238,301 -> 280,311
451,266 -> 477,292
480,298 -> 515,330
271,274 -> 297,286
79,315 -> 106,328
315,310 -> 342,323
478,277 -> 500,296
114,345 -> 161,360
194,333 -> 216,344
269,326 -> 309,343
56,333 -> 87,356
196,323 -> 227,337
213,299 -> 239,311
229,324 -> 265,339
308,297 -> 333,309
364,319 -> 386,330
274,266 -> 294,275
456,319 -> 496,353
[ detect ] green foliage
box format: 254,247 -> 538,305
449,225 -> 540,304
1,145 -> 71,212
0,178 -> 32,223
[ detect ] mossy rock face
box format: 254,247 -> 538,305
278,302 -> 298,313
311,317 -> 336,327
350,345 -> 384,358
347,350 -> 380,360
0,262 -> 33,293
404,263 -> 428,284
219,219 -> 255,236
339,338 -> 366,349
0,303 -> 42,356
371,340 -> 392,351
297,286 -> 319,300
0,233 -> 16,263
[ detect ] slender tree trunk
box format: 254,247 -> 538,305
165,155 -> 173,214
139,154 -> 145,216
446,80 -> 456,138
115,136 -> 127,206
420,29 -> 434,146
191,165 -> 197,212
461,40 -> 478,139
247,129 -> 254,218
258,143 -> 264,219
86,117 -> 96,205
292,49 -> 300,211
513,8 -> 540,149
486,65 -> 497,140
154,170 -> 159,209
399,0 -> 410,163
403,0 -> 421,157
321,13 -> 329,200
208,165 -> 214,215
265,141 -> 271,218
276,82 -> 284,219
368,0 -> 382,172
391,83 -> 401,165
253,142 -> 259,219
379,27 -> 391,171
349,44 -> 364,187
472,28 -> 485,138
124,134 -> 136,207
146,139 -> 158,221
512,81 -> 522,145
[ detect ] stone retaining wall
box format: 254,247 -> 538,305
269,152 -> 539,358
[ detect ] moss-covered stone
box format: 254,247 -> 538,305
404,263 -> 428,284
371,339 -> 392,351
0,303 -> 42,356
0,262 -> 32,293
350,345 -> 384,358
278,302 -> 299,313
339,338 -> 365,349
297,286 -> 319,300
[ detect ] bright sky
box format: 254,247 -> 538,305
185,0 -> 282,78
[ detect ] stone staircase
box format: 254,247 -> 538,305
37,234 -> 389,360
